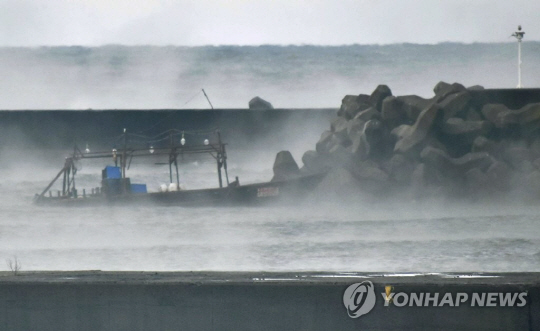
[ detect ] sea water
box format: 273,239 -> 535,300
1,43 -> 540,272
1,156 -> 540,272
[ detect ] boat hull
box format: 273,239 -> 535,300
34,173 -> 326,207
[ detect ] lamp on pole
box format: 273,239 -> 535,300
512,25 -> 525,88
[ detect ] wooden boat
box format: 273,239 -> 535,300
34,129 -> 325,206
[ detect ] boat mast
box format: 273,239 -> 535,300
216,131 -> 223,188
37,158 -> 72,201
202,89 -> 214,109
122,128 -> 127,181
169,132 -> 173,184
168,131 -> 180,187
512,25 -> 525,88
218,130 -> 229,186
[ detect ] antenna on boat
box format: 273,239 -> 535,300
202,88 -> 214,109
512,25 -> 525,88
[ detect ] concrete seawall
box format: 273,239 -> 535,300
0,108 -> 336,150
2,88 -> 540,150
0,271 -> 538,330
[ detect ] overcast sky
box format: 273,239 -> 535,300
0,0 -> 539,46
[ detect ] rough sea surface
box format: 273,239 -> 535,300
2,155 -> 540,272
1,43 -> 540,272
0,43 -> 540,109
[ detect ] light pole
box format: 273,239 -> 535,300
512,25 -> 525,88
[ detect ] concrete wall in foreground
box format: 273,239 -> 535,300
0,273 -> 538,331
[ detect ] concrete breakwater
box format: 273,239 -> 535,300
0,271 -> 538,330
0,108 -> 335,150
272,85 -> 540,200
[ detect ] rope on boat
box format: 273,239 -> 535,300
106,128 -> 220,150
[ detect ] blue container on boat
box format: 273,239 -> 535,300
131,184 -> 147,194
102,166 -> 121,179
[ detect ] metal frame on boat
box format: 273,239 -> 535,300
34,129 -> 325,206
